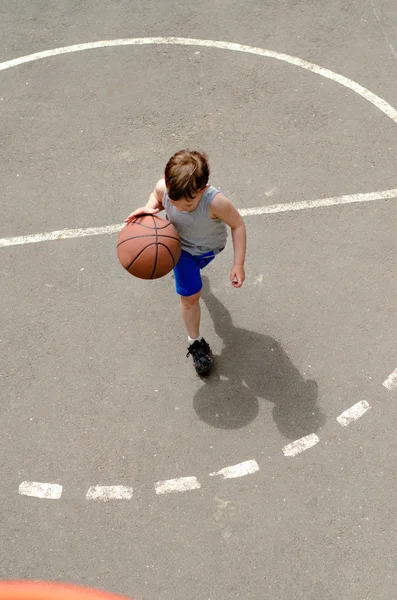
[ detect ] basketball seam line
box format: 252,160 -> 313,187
126,243 -> 157,271
117,234 -> 180,248
157,241 -> 178,267
131,219 -> 172,230
149,214 -> 159,279
125,241 -> 176,271
125,241 -> 178,273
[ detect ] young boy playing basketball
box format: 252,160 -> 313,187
125,150 -> 246,375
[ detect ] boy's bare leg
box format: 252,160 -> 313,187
180,291 -> 201,339
181,290 -> 213,374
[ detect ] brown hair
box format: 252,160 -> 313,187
164,150 -> 210,201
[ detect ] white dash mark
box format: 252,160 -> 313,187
210,459 -> 259,479
86,485 -> 133,501
155,477 -> 201,495
383,368 -> 397,391
336,401 -> 371,426
18,481 -> 62,499
283,433 -> 320,457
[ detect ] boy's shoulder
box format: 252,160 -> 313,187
155,178 -> 166,194
153,178 -> 166,203
211,190 -> 233,207
209,190 -> 237,219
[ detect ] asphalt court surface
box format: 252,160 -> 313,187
1,1 -> 397,599
2,44 -> 397,236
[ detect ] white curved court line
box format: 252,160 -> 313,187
1,37 -> 397,124
155,476 -> 201,494
86,485 -> 133,501
336,400 -> 371,427
383,368 -> 397,391
0,189 -> 396,248
283,433 -> 320,457
210,459 -> 259,479
18,481 -> 62,499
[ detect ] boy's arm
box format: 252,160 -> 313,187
125,179 -> 165,223
211,194 -> 246,288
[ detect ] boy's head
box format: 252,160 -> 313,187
165,150 -> 210,202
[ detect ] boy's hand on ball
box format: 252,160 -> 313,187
124,207 -> 160,224
230,264 -> 245,288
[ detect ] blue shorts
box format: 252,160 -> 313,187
173,249 -> 217,296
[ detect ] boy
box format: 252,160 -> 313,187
125,150 -> 246,375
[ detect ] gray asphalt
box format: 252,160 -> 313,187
1,1 -> 397,598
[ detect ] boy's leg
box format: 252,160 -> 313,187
173,250 -> 214,374
180,291 -> 201,340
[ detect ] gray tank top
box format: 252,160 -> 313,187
162,185 -> 227,256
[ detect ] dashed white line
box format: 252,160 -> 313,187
18,481 -> 63,499
1,189 -> 397,248
210,460 -> 260,479
86,485 -> 133,501
282,434 -> 320,457
336,400 -> 371,426
155,476 -> 201,495
383,368 -> 397,391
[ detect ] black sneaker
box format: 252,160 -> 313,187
186,338 -> 214,375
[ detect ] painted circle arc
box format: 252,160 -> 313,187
1,37 -> 397,125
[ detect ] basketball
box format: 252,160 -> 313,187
117,214 -> 181,279
0,581 -> 133,600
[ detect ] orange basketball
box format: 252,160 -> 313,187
117,214 -> 181,279
0,581 -> 133,600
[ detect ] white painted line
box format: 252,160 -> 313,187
18,481 -> 62,499
1,38 -> 397,124
86,485 -> 133,501
155,476 -> 201,495
210,459 -> 259,479
1,189 -> 396,248
336,401 -> 371,427
283,434 -> 320,457
0,224 -> 122,248
240,189 -> 397,216
383,368 -> 397,391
